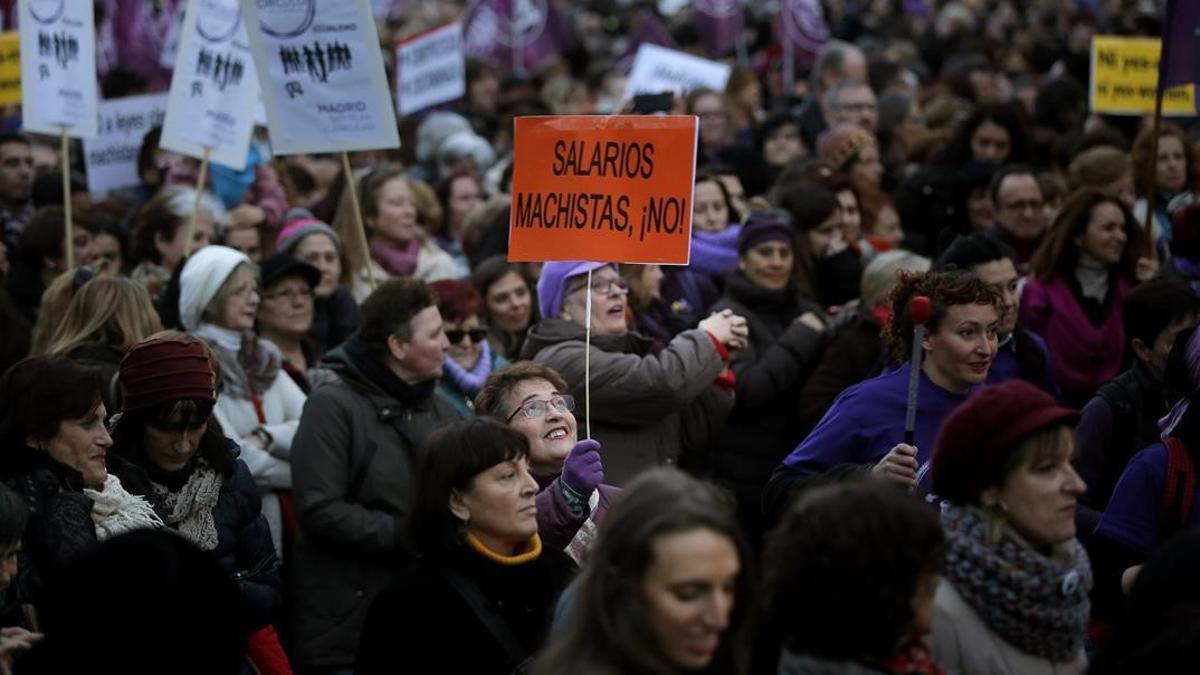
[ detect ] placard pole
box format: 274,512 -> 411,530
341,151 -> 377,289
183,146 -> 212,262
583,266 -> 593,440
60,126 -> 73,269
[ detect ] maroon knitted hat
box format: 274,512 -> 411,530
119,338 -> 216,412
931,380 -> 1079,505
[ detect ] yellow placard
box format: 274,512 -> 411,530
1091,35 -> 1195,116
0,32 -> 18,107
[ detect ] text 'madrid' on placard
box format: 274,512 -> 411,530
508,115 -> 699,265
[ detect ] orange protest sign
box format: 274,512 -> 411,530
508,115 -> 699,264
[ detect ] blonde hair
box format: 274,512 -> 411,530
45,276 -> 162,356
30,270 -> 82,355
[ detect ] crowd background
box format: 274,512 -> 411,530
0,0 -> 1199,674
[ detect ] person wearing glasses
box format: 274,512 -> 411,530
256,254 -> 323,393
522,261 -> 745,486
178,246 -> 305,559
989,165 -> 1048,273
476,361 -> 619,561
430,279 -> 510,417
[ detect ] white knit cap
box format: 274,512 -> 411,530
178,245 -> 252,331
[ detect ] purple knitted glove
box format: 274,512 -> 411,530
560,439 -> 603,499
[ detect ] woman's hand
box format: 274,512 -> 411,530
0,627 -> 43,674
870,443 -> 919,489
700,309 -> 749,350
1135,256 -> 1159,283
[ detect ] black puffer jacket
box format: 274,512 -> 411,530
707,272 -> 825,540
113,441 -> 282,631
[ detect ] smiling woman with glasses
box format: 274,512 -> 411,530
431,279 -> 511,418
476,361 -> 620,563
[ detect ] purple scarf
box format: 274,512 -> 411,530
690,225 -> 741,279
370,238 -> 421,277
442,340 -> 493,397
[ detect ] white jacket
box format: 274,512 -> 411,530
351,242 -> 459,303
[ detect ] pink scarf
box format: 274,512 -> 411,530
370,238 -> 422,277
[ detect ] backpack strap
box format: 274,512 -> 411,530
1158,437 -> 1197,537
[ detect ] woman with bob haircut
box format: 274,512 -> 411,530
929,379 -> 1090,674
1022,187 -> 1156,406
759,480 -> 945,674
356,418 -> 575,674
766,269 -> 1001,513
535,467 -> 751,675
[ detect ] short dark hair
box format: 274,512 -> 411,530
408,418 -> 531,557
934,232 -> 1015,271
1123,280 -> 1200,351
357,278 -> 435,356
0,357 -> 104,455
761,480 -> 944,661
474,361 -> 570,420
14,206 -> 68,263
989,164 -> 1037,205
0,483 -> 28,549
0,133 -> 31,151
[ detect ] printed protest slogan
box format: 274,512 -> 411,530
1090,36 -> 1196,116
622,44 -> 731,100
0,32 -> 20,105
508,116 -> 699,265
19,0 -> 98,136
242,0 -> 399,154
160,0 -> 259,170
396,22 -> 465,116
83,94 -> 169,197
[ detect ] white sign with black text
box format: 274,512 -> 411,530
242,0 -> 400,154
622,43 -> 731,101
19,0 -> 99,137
83,94 -> 169,198
395,22 -> 465,116
160,0 -> 260,171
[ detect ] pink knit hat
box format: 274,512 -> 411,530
275,208 -> 342,256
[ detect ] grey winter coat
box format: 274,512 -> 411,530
520,319 -> 733,486
288,344 -> 464,668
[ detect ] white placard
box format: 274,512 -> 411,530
622,43 -> 732,102
395,22 -> 465,116
82,94 -> 169,198
160,0 -> 259,171
19,0 -> 99,137
242,0 -> 401,155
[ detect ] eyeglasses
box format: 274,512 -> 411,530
568,276 -> 629,296
505,394 -> 575,422
1001,199 -> 1044,213
445,328 -> 488,344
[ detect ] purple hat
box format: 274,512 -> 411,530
737,209 -> 795,255
537,261 -> 613,320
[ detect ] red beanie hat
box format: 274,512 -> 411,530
931,380 -> 1078,506
119,338 -> 216,413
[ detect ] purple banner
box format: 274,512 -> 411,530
614,8 -> 675,74
776,0 -> 830,67
462,0 -> 573,75
1160,0 -> 1200,91
693,0 -> 742,59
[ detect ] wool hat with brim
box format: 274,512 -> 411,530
178,245 -> 251,332
120,338 -> 216,412
931,379 -> 1079,505
259,254 -> 320,291
536,261 -> 613,320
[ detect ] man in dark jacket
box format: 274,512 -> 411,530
289,278 -> 463,672
1073,280 -> 1200,537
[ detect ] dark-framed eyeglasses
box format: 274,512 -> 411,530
567,276 -> 629,296
505,394 -> 575,422
445,328 -> 488,344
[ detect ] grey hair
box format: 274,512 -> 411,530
861,250 -> 931,309
811,40 -> 865,89
163,186 -> 229,237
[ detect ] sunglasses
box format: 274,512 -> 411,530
445,328 -> 489,344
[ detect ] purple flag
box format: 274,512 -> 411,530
462,0 -> 574,75
1160,0 -> 1200,90
692,0 -> 743,59
776,0 -> 830,68
615,8 -> 676,74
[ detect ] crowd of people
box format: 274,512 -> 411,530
0,0 -> 1199,673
